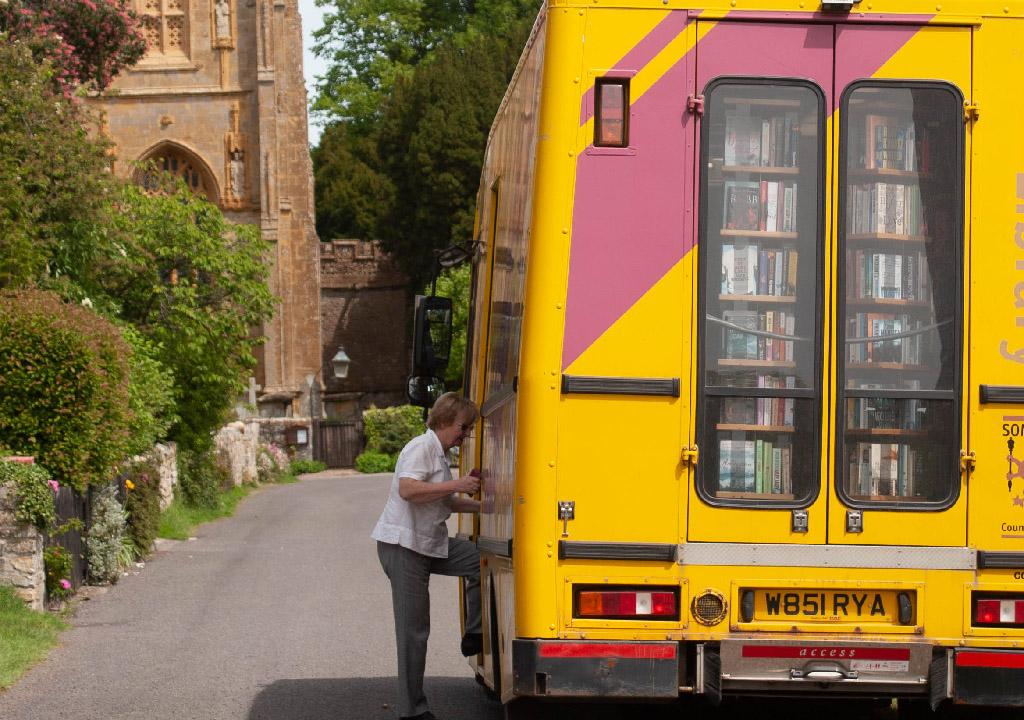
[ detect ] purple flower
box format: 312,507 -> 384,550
59,579 -> 71,590
48,479 -> 60,494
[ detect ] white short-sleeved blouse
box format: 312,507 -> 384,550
371,429 -> 453,558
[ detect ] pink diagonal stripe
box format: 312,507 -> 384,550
835,22 -> 935,112
580,10 -> 692,125
563,18 -> 933,370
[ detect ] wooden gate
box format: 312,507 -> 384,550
50,485 -> 90,589
313,420 -> 362,468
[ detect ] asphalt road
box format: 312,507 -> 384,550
0,472 -> 496,720
0,473 -> 1011,720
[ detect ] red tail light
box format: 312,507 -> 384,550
576,588 -> 677,619
974,595 -> 1024,626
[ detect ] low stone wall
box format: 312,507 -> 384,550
256,417 -> 313,462
0,482 -> 45,611
214,420 -> 261,486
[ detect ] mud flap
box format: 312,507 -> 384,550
511,639 -> 679,698
953,649 -> 1024,707
699,644 -> 722,706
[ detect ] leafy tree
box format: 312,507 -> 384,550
312,0 -> 538,125
374,23 -> 529,287
434,264 -> 470,388
92,182 -> 276,451
0,0 -> 146,95
312,121 -> 393,241
121,326 -> 177,456
0,39 -> 113,288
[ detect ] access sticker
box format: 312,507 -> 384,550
850,660 -> 909,673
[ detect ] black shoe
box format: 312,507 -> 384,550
461,632 -> 483,656
400,713 -> 437,720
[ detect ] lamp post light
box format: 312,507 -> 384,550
331,346 -> 351,379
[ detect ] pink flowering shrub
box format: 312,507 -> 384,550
0,0 -> 146,95
256,442 -> 290,482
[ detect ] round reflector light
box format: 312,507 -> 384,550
692,589 -> 727,626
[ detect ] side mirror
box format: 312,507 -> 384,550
412,295 -> 453,375
407,375 -> 445,408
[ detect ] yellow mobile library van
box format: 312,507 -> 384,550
411,0 -> 1024,714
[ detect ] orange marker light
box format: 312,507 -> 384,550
595,79 -> 629,148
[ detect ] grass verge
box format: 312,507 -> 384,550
157,484 -> 254,540
0,585 -> 66,690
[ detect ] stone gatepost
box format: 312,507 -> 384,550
0,460 -> 45,611
214,421 -> 260,486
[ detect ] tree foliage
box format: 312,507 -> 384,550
0,0 -> 146,95
0,39 -> 113,288
434,264 -> 470,388
312,121 -> 392,242
313,18 -> 532,287
93,183 -> 276,451
312,0 -> 536,126
375,26 -> 528,286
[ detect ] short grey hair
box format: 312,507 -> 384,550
427,392 -> 478,430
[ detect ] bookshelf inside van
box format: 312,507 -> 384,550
838,84 -> 962,505
699,81 -> 824,504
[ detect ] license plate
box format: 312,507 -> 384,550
752,589 -> 896,622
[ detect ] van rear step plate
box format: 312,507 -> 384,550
720,640 -> 932,690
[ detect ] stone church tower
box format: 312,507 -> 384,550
89,0 -> 322,418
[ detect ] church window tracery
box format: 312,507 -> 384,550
136,145 -> 216,202
138,0 -> 190,58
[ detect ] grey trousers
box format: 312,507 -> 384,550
377,538 -> 482,717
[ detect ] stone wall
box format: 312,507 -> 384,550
320,239 -> 412,421
255,417 -> 313,462
149,443 -> 179,512
0,483 -> 45,611
214,420 -> 261,486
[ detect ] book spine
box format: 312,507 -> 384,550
772,448 -> 782,493
719,439 -> 732,491
744,441 -> 756,491
766,181 -> 779,232
754,440 -> 764,493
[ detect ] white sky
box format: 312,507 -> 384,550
298,0 -> 329,146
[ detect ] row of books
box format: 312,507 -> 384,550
847,182 -> 925,236
718,439 -> 794,494
723,395 -> 796,427
714,371 -> 804,390
720,243 -> 800,296
723,310 -> 796,361
847,396 -> 926,431
847,250 -> 931,302
846,441 -> 925,497
857,115 -> 922,171
724,112 -> 802,168
723,180 -> 800,233
846,313 -> 931,364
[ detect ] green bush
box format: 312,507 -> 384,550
123,457 -> 161,557
177,449 -> 231,510
0,290 -> 133,491
86,485 -> 127,585
363,405 -> 425,456
122,327 -> 176,456
355,451 -> 396,474
289,459 -> 326,475
0,460 -> 56,533
43,545 -> 72,602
